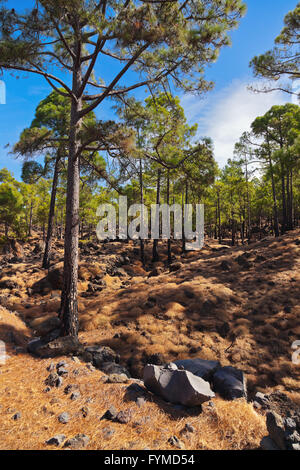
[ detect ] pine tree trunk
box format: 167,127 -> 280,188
217,191 -> 222,243
152,168 -> 161,262
290,169 -> 294,230
281,162 -> 287,234
60,65 -> 82,338
269,157 -> 280,237
245,162 -> 251,243
139,158 -> 145,266
42,156 -> 60,269
287,169 -> 293,230
28,200 -> 33,237
182,181 -> 188,253
231,218 -> 235,246
60,207 -> 64,239
167,171 -> 172,264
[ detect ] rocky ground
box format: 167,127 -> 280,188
0,230 -> 299,450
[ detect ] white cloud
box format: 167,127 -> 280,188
181,79 -> 288,168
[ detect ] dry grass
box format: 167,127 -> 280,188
1,230 -> 300,449
0,348 -> 266,450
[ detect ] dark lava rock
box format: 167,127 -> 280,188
212,366 -> 246,400
144,363 -> 215,407
45,372 -> 61,388
64,384 -> 79,395
174,358 -> 221,382
70,391 -> 81,401
101,406 -> 118,421
100,362 -> 130,378
63,434 -> 89,449
46,434 -> 66,447
85,345 -> 120,368
58,412 -> 70,424
28,335 -> 83,358
168,436 -> 184,449
115,410 -> 132,424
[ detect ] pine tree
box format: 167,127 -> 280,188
250,3 -> 300,97
0,0 -> 246,338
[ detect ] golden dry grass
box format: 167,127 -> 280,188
1,230 -> 300,450
0,348 -> 266,450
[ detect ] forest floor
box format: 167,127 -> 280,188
0,230 -> 299,450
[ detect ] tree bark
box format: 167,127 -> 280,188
28,200 -> 33,237
60,61 -> 82,338
290,169 -> 294,230
245,160 -> 251,243
268,155 -> 280,238
152,168 -> 161,262
42,155 -> 60,269
217,190 -> 221,243
139,158 -> 145,266
182,180 -> 188,253
280,162 -> 287,234
167,171 -> 172,264
287,169 -> 293,230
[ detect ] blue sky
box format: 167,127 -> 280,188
0,0 -> 298,179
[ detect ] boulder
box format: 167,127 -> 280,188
266,411 -> 287,450
46,435 -> 66,447
70,391 -> 81,400
32,265 -> 63,294
45,372 -> 61,388
174,358 -> 221,382
253,392 -> 270,410
58,412 -> 70,424
260,436 -> 281,451
85,345 -> 119,367
212,366 -> 246,400
168,436 -> 184,449
100,362 -> 130,378
105,373 -> 129,384
262,407 -> 300,450
63,434 -> 89,449
47,266 -> 64,289
143,364 -> 215,407
30,316 -> 61,336
28,335 -> 83,358
115,410 -> 132,424
101,406 -> 118,421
